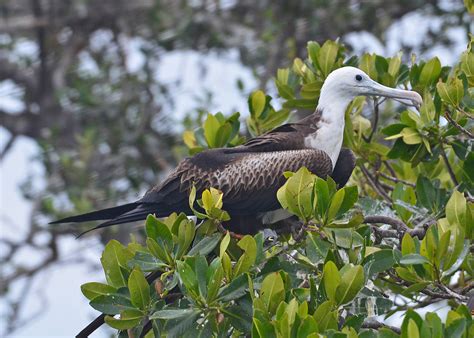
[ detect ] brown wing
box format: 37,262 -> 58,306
142,148 -> 332,216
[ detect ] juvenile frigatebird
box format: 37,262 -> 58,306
51,67 -> 422,235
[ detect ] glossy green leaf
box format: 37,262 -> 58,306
233,235 -> 257,277
335,265 -> 364,305
128,267 -> 150,310
188,232 -> 221,256
323,261 -> 340,302
446,190 -> 467,227
260,272 -> 285,314
150,308 -> 198,320
81,282 -> 117,301
399,253 -> 431,265
217,273 -> 248,301
101,240 -> 133,288
317,40 -> 339,77
104,309 -> 144,330
419,57 -> 441,87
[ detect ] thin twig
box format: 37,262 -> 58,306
362,319 -> 401,334
435,283 -> 469,303
364,215 -> 427,239
439,142 -> 459,186
378,172 -> 416,188
445,111 -> 474,138
367,98 -> 380,142
76,270 -> 163,338
359,165 -> 393,204
364,215 -> 410,232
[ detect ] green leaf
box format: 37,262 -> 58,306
260,272 -> 285,314
416,176 -> 444,213
307,41 -> 321,69
218,273 -> 248,301
388,52 -> 402,77
400,127 -> 422,145
195,255 -> 208,300
363,249 -> 396,277
220,231 -> 231,258
188,185 -> 208,219
315,177 -> 330,219
445,190 -> 467,227
423,312 -> 443,338
101,240 -> 133,288
277,167 -> 315,221
81,282 -> 117,301
297,316 -> 319,337
399,254 -> 431,265
335,265 -> 364,305
445,318 -> 466,338
249,90 -> 267,118
437,78 -> 464,106
188,232 -> 221,256
317,40 -> 339,77
176,219 -> 195,259
150,308 -> 198,320
419,57 -> 441,87
407,319 -> 420,338
327,188 -> 345,222
128,267 -> 150,310
203,113 -> 221,148
176,260 -> 198,298
401,233 -> 416,255
392,183 -> 416,223
323,261 -> 340,302
207,258 -> 224,302
253,317 -> 276,338
337,186 -> 359,217
233,235 -> 257,277
147,238 -> 171,264
305,234 -> 331,264
164,310 -> 200,338
313,300 -> 337,332
401,282 -> 430,297
104,309 -> 144,330
89,292 -> 135,315
359,53 -> 377,80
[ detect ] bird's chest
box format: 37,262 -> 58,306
304,122 -> 344,169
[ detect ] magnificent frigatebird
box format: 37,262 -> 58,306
51,67 -> 422,235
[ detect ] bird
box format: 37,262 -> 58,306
51,66 -> 422,236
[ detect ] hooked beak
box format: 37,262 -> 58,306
365,80 -> 423,109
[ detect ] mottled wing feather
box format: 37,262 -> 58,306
142,148 -> 332,215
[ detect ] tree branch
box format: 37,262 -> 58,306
364,215 -> 427,239
445,111 -> 474,139
361,319 -> 401,334
76,269 -> 163,338
439,141 -> 459,186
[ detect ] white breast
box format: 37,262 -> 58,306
304,120 -> 344,169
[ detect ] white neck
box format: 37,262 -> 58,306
304,89 -> 353,169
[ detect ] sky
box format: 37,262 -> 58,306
0,7 -> 470,337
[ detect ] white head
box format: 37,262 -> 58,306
318,66 -> 422,112
307,67 -> 423,170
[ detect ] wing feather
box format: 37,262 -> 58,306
142,148 -> 332,215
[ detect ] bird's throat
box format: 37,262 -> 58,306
304,97 -> 350,169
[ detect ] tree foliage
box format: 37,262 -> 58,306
80,36 -> 473,337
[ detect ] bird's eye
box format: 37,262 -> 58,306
355,74 -> 363,81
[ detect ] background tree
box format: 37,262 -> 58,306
0,0 -> 472,335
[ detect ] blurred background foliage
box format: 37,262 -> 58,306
0,0 -> 472,336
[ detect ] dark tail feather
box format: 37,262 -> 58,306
76,203 -> 159,238
49,203 -> 140,224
